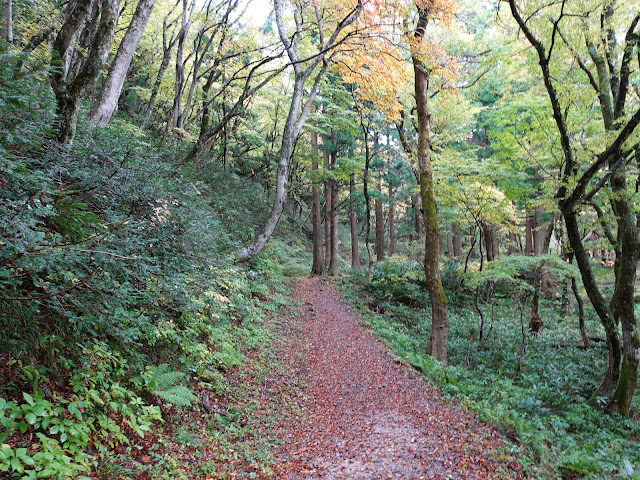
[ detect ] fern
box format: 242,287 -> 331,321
145,364 -> 196,408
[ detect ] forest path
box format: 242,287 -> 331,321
272,277 -> 522,480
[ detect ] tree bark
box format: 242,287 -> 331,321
413,194 -> 424,239
51,0 -> 120,144
452,223 -> 462,257
145,15 -> 178,121
571,276 -> 588,348
222,88 -> 229,170
388,181 -> 396,256
354,101 -> 374,280
533,206 -> 545,256
90,0 -> 156,126
481,222 -> 497,262
169,0 -> 195,132
2,0 -> 12,44
525,212 -> 534,255
607,169 -> 640,414
328,141 -> 339,275
350,173 -> 360,268
413,8 -> 448,365
387,133 -> 396,256
508,229 -> 518,255
311,126 -> 324,275
375,174 -> 385,261
323,139 -> 332,271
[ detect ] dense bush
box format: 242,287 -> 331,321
0,54 -> 306,478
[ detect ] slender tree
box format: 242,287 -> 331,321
375,170 -> 385,261
350,173 -> 361,268
50,0 -> 120,144
508,0 -> 640,415
235,0 -> 363,262
311,123 -> 325,275
90,0 -> 157,126
410,4 -> 449,364
2,0 -> 12,43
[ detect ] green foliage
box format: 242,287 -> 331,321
343,265 -> 640,479
0,54 -> 308,476
0,389 -> 93,479
368,257 -> 426,307
144,364 -> 197,408
466,254 -> 579,293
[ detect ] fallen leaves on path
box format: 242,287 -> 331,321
273,277 -> 523,479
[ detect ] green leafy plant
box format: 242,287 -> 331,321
144,364 -> 197,408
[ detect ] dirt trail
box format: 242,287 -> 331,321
273,277 -> 522,480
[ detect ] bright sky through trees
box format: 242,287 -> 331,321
245,0 -> 272,26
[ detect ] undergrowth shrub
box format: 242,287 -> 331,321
343,264 -> 640,479
0,56 -> 304,476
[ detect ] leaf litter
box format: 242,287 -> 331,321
272,277 -> 523,479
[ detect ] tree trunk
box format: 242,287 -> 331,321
525,212 -> 534,255
533,206 -> 545,256
411,193 -> 425,239
564,211 -> 621,405
481,222 -> 496,262
350,173 -> 360,268
387,132 -> 396,256
608,169 -> 640,414
356,107 -> 374,280
446,232 -> 454,258
388,182 -> 396,255
2,0 -> 12,44
90,0 -> 156,126
413,11 -> 448,365
508,229 -> 518,255
452,223 -> 462,257
328,144 -> 339,275
571,276 -> 588,348
235,0 -> 361,262
169,0 -> 194,132
51,0 -> 120,144
222,90 -> 229,170
323,140 -> 332,271
311,127 -> 324,275
145,17 -> 177,121
364,138 -> 373,280
375,175 -> 385,261
234,67 -> 306,261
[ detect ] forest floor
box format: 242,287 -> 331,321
268,277 -> 524,480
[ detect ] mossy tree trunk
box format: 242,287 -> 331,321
50,0 -> 120,144
509,0 -> 640,415
412,8 -> 448,365
608,169 -> 640,413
